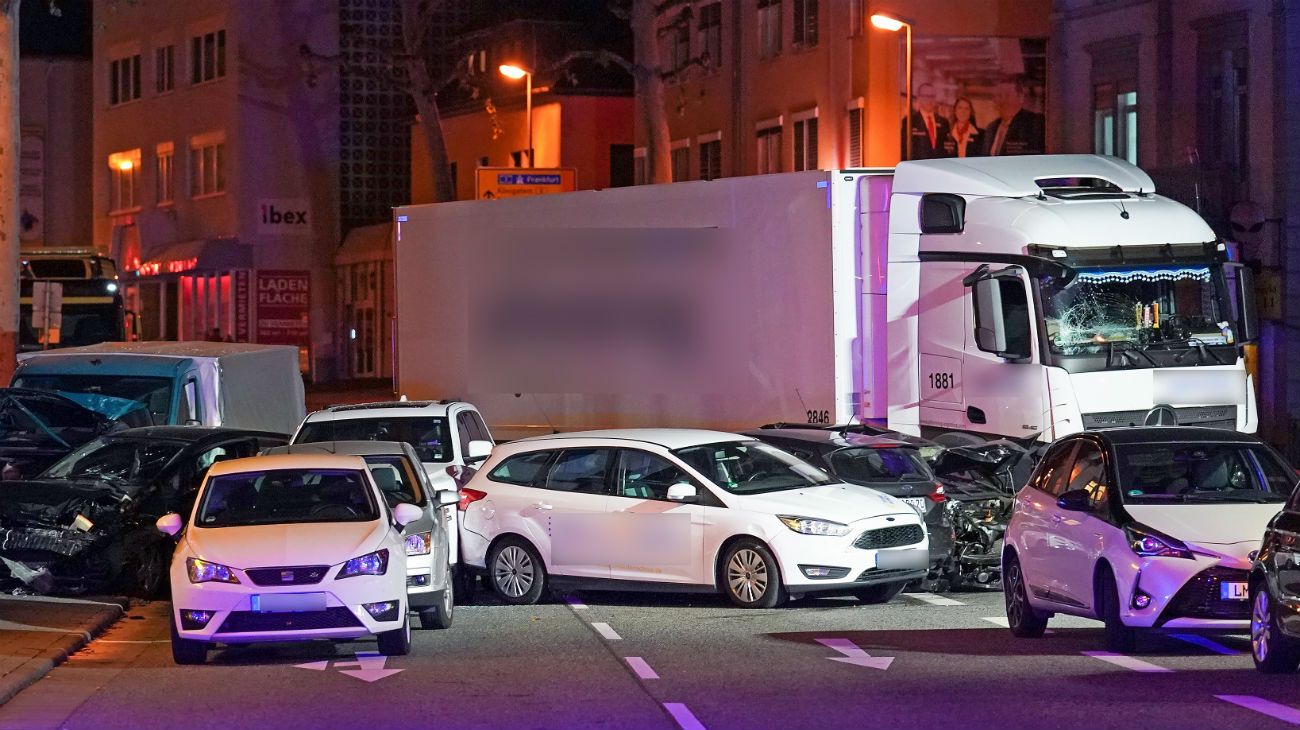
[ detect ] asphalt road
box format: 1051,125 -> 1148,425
1,584 -> 1299,729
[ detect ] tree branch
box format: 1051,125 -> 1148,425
543,49 -> 636,80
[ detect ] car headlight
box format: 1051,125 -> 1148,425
404,531 -> 432,556
337,548 -> 389,579
777,515 -> 851,537
186,557 -> 240,584
1123,523 -> 1194,559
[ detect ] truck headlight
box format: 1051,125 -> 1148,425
777,515 -> 850,537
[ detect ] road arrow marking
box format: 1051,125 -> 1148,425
816,638 -> 894,670
294,660 -> 330,671
334,651 -> 404,682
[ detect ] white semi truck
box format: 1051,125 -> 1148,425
393,155 -> 1258,443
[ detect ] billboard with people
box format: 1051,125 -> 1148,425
900,37 -> 1047,161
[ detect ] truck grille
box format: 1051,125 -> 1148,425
1159,567 -> 1251,623
853,525 -> 925,550
1082,405 -> 1237,430
216,607 -> 362,633
245,566 -> 330,586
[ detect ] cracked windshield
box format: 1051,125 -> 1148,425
1041,265 -> 1232,355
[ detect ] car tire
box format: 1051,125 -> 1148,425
454,565 -> 478,604
1003,552 -> 1048,638
377,614 -> 411,656
419,580 -> 454,630
1097,564 -> 1137,653
170,613 -> 208,665
855,581 -> 906,605
127,542 -> 171,600
1251,581 -> 1300,673
719,539 -> 787,609
488,537 -> 547,605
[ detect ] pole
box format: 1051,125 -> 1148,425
526,71 -> 534,168
903,23 -> 912,162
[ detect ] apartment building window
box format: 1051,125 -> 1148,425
156,142 -> 174,205
670,142 -> 690,182
1093,84 -> 1137,164
756,123 -> 782,174
108,150 -> 141,213
757,0 -> 782,59
847,104 -> 864,167
155,45 -> 175,94
1196,16 -> 1249,193
633,148 -> 647,185
670,20 -> 691,73
793,113 -> 818,171
189,135 -> 225,197
793,0 -> 818,47
108,54 -> 141,106
699,137 -> 722,181
698,3 -> 722,68
190,29 -> 227,85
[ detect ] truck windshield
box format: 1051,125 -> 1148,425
673,440 -> 835,494
11,374 -> 173,425
295,417 -> 452,463
1114,442 -> 1293,504
1041,263 -> 1232,355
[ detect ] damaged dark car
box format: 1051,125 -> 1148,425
0,387 -> 151,481
0,427 -> 287,597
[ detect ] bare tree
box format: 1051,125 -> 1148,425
0,0 -> 19,380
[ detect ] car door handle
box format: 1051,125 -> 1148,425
533,502 -> 553,511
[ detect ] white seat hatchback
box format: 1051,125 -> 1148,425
159,454 -> 422,664
458,429 -> 929,608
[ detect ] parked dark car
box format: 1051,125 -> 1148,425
743,427 -> 954,573
0,387 -> 152,480
1250,479 -> 1300,673
0,426 -> 287,596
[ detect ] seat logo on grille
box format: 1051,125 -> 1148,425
281,570 -> 295,582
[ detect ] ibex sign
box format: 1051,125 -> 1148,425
257,198 -> 310,235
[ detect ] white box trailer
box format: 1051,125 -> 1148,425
394,155 -> 1258,444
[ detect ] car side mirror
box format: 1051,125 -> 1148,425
393,502 -> 422,527
436,489 -> 459,507
1056,489 -> 1091,512
465,440 -> 493,464
666,483 -> 698,503
156,513 -> 184,536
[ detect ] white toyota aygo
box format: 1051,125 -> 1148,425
458,429 -> 929,608
158,454 -> 422,664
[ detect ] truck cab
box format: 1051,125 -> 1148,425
19,249 -> 131,351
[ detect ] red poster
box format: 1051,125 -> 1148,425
234,270 -> 250,342
256,270 -> 310,345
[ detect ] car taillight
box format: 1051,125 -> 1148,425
927,484 -> 946,503
458,487 -> 487,511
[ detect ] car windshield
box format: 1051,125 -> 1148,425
296,417 -> 452,463
196,468 -> 379,527
1114,442 -> 1294,504
43,437 -> 186,485
1040,264 -> 1232,356
673,440 -> 834,494
363,455 -> 425,506
12,374 -> 171,425
829,446 -> 934,485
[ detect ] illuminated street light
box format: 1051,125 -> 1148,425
498,64 -> 534,167
871,14 -> 914,161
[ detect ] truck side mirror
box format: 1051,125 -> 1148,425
1225,262 -> 1258,343
967,267 -> 1032,361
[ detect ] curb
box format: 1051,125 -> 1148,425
0,598 -> 128,706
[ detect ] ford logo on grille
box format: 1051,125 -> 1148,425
281,570 -> 295,582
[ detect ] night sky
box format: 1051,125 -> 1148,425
20,0 -> 91,57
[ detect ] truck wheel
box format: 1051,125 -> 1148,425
1097,564 -> 1137,653
488,537 -> 547,605
170,613 -> 208,665
1004,553 -> 1048,638
719,539 -> 786,609
1251,582 -> 1300,673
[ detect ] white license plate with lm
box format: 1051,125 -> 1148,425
1220,582 -> 1249,601
903,498 -> 927,516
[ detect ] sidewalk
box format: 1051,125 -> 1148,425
0,595 -> 127,706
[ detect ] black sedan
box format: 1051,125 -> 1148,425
1250,482 -> 1300,672
0,426 -> 286,596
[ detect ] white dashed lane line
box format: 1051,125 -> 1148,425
664,702 -> 707,730
565,595 -> 589,610
907,592 -> 964,607
1081,651 -> 1173,673
592,622 -> 622,641
625,657 -> 660,680
981,616 -> 1009,628
1167,633 -> 1240,656
1217,696 -> 1300,725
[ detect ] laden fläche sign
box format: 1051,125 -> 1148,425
475,167 -> 576,200
256,270 -> 309,346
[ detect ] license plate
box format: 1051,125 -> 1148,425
251,592 -> 327,613
1220,581 -> 1249,601
876,549 -> 928,570
903,498 -> 928,515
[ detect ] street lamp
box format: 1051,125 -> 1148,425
871,13 -> 913,161
498,63 -> 534,168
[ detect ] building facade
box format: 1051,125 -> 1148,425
20,55 -> 93,250
640,0 -> 1050,180
1050,0 -> 1300,451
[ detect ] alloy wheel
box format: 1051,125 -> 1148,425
727,548 -> 769,603
1006,562 -> 1025,627
494,546 -> 534,598
1253,589 -> 1272,663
